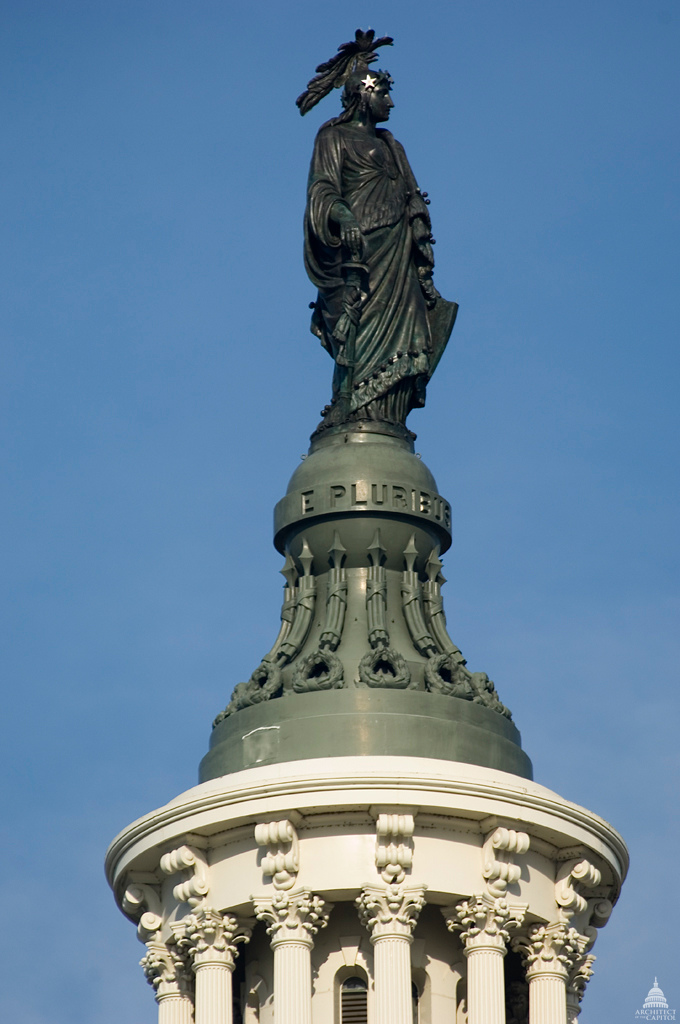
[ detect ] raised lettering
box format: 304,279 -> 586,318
444,503 -> 451,528
351,482 -> 368,506
372,484 -> 387,506
301,490 -> 314,514
329,484 -> 346,507
419,491 -> 431,514
392,485 -> 408,508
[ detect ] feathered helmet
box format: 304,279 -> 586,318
296,29 -> 393,117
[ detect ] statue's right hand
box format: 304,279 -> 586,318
331,202 -> 364,261
339,219 -> 364,261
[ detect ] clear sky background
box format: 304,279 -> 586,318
1,2 -> 678,1021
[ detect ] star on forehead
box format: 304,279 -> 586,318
361,74 -> 377,91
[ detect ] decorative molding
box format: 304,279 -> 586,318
122,880 -> 163,940
277,538 -> 317,663
184,905 -> 252,970
140,937 -> 193,1002
482,827 -> 530,897
422,544 -> 466,659
262,553 -> 298,661
358,645 -> 413,689
357,883 -> 426,941
567,948 -> 596,1008
375,813 -> 415,883
587,896 -> 612,930
292,648 -> 344,692
424,652 -> 476,699
106,764 -> 630,894
254,820 -> 299,890
160,845 -> 210,907
555,859 -> 601,921
402,534 -> 438,657
366,529 -> 389,649
215,660 -> 283,722
444,893 -> 526,953
319,532 -> 348,652
513,922 -> 584,980
253,889 -> 331,948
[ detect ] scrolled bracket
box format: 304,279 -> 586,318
255,819 -> 300,890
160,845 -> 210,907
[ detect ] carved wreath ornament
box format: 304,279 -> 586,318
292,648 -> 344,692
358,646 -> 412,688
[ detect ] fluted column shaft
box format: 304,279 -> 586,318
157,991 -> 194,1024
194,959 -> 233,1024
372,933 -> 414,1024
527,968 -> 567,1024
272,937 -> 313,1024
254,889 -> 331,1024
466,940 -> 507,1024
357,884 -> 426,1024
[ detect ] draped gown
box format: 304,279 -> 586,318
304,120 -> 456,427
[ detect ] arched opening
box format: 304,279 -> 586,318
341,976 -> 368,1024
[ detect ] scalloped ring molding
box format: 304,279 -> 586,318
108,756 -> 627,1024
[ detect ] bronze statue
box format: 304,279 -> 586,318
298,30 -> 458,436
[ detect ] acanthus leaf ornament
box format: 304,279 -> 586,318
444,893 -> 527,953
253,889 -> 331,948
357,883 -> 426,941
184,905 -> 252,970
140,937 -> 193,1002
512,921 -> 585,980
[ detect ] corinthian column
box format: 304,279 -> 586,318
253,889 -> 331,1024
357,884 -> 426,1024
184,906 -> 251,1024
141,937 -> 194,1024
445,894 -> 525,1024
566,946 -> 595,1024
513,923 -> 585,1024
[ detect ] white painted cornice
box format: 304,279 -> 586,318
106,755 -> 628,909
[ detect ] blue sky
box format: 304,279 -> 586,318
1,2 -> 678,1021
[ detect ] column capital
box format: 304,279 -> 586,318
513,921 -> 585,981
141,937 -> 193,1002
356,883 -> 426,941
184,905 -> 252,969
566,944 -> 596,1011
444,893 -> 526,953
253,889 -> 331,949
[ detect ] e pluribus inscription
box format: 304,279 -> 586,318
298,481 -> 451,528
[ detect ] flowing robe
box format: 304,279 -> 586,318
304,121 -> 450,423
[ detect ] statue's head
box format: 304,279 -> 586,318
341,68 -> 394,122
